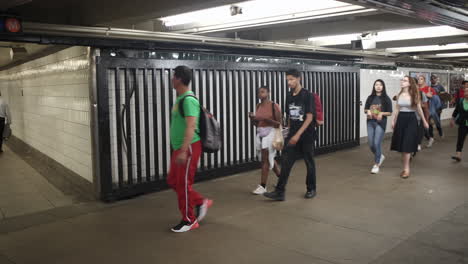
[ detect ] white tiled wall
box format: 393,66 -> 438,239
0,46 -> 93,182
360,67 -> 468,138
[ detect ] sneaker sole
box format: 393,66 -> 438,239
171,221 -> 200,233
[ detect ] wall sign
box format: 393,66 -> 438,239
0,16 -> 22,33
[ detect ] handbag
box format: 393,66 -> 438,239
271,103 -> 284,151
3,124 -> 11,140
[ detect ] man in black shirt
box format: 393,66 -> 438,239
264,69 -> 317,201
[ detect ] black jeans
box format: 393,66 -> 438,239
456,125 -> 468,152
276,138 -> 316,193
0,117 -> 5,150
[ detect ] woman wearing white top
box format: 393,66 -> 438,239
391,76 -> 429,178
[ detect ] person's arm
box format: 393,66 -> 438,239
289,93 -> 314,145
392,104 -> 400,129
249,104 -> 260,127
180,116 -> 197,153
364,97 -> 374,120
289,113 -> 313,145
451,99 -> 460,127
176,98 -> 200,164
364,97 -> 371,114
7,104 -> 11,125
417,102 -> 429,129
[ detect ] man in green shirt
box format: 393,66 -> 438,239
167,66 -> 213,233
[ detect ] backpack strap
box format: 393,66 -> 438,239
179,94 -> 197,117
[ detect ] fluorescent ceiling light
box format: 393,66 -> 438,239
159,0 -> 375,33
422,52 -> 468,58
386,43 -> 468,53
307,26 -> 468,46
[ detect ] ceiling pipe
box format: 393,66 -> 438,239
22,22 -> 396,59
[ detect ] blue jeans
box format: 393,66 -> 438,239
367,120 -> 385,164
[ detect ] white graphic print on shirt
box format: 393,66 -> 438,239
289,103 -> 304,121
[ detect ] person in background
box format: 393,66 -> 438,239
453,81 -> 468,103
391,76 -> 429,179
413,91 -> 429,158
264,69 -> 317,201
450,85 -> 468,162
249,86 -> 282,195
418,75 -> 440,147
364,79 -> 392,174
0,91 -> 12,153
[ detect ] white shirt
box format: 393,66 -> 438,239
0,97 -> 12,124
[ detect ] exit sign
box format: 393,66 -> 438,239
0,16 -> 23,33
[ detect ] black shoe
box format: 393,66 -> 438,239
263,190 -> 285,201
304,190 -> 316,199
451,156 -> 461,162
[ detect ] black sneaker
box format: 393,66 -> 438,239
170,220 -> 199,233
304,190 -> 316,199
263,190 -> 285,201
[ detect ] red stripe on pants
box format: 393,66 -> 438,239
167,141 -> 203,223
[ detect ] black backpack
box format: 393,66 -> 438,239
179,95 -> 221,153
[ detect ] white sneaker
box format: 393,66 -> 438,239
371,165 -> 379,174
427,138 -> 434,148
378,155 -> 385,166
418,145 -> 422,151
252,185 -> 267,195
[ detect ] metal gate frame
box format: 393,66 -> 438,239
95,52 -> 360,201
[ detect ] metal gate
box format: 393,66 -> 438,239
96,53 -> 360,201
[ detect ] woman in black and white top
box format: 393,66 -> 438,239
391,76 -> 429,178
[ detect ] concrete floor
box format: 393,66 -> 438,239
0,126 -> 467,264
0,146 -> 75,219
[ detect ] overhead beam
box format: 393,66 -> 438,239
210,13 -> 431,41
10,0 -> 241,27
327,36 -> 468,50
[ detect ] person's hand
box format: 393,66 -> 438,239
176,151 -> 188,165
367,112 -> 372,119
427,92 -> 433,98
450,119 -> 455,128
377,113 -> 383,121
317,120 -> 324,126
392,121 -> 396,129
288,135 -> 300,146
423,120 -> 429,129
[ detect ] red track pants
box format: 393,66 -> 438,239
167,141 -> 203,223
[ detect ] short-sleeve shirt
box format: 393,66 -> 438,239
170,91 -> 200,150
286,88 -> 316,144
431,84 -> 445,94
365,95 -> 392,129
420,86 -> 437,95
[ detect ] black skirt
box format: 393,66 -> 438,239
391,112 -> 419,153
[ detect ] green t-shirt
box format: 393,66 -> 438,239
170,91 -> 201,150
